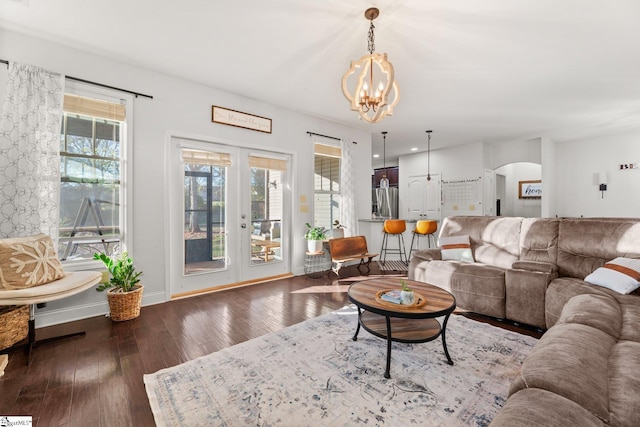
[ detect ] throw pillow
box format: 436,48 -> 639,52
0,234 -> 65,290
439,235 -> 474,263
584,257 -> 640,294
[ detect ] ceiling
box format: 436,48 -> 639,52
1,0 -> 639,161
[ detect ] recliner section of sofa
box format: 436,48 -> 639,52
491,293 -> 640,426
408,216 -> 640,329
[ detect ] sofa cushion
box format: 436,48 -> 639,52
557,294 -> 621,338
438,216 -> 523,269
0,234 -> 65,290
584,257 -> 640,294
425,260 -> 505,318
545,277 -> 615,328
519,217 -> 559,264
608,340 -> 640,427
491,388 -> 604,427
619,297 -> 640,342
509,323 -> 615,423
556,218 -> 640,279
558,294 -> 640,427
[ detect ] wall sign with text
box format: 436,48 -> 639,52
518,180 -> 542,199
211,106 -> 272,133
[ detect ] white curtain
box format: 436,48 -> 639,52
0,63 -> 64,238
340,139 -> 359,236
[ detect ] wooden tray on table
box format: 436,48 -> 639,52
374,290 -> 427,310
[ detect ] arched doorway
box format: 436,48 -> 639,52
494,162 -> 541,217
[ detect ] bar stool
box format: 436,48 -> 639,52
380,219 -> 408,265
409,220 -> 438,260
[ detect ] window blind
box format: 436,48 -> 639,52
63,94 -> 126,122
182,149 -> 232,167
314,143 -> 341,158
249,156 -> 287,171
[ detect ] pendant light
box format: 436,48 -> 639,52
426,130 -> 433,181
380,131 -> 389,188
341,8 -> 400,123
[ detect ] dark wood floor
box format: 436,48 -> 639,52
0,265 -> 542,426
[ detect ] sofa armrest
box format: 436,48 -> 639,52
505,266 -> 558,329
410,249 -> 442,262
512,260 -> 558,275
408,249 -> 441,281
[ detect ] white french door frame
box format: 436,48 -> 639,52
165,134 -> 293,299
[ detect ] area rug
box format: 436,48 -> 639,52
144,306 -> 537,427
377,260 -> 408,271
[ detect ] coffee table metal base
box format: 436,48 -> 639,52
352,309 -> 453,379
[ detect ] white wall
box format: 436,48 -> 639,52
486,137 -> 542,169
540,136 -> 558,217
0,28 -> 373,326
556,132 -> 640,217
398,142 -> 484,220
494,162 -> 542,217
399,132 -> 639,222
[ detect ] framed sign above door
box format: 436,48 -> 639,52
212,105 -> 272,133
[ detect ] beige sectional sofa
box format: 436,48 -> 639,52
491,292 -> 640,426
408,215 -> 640,329
408,215 -> 640,426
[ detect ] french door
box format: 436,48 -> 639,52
168,137 -> 291,297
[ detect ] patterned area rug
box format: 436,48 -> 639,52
377,260 -> 408,271
144,306 -> 537,427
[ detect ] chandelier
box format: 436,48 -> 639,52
341,7 -> 399,123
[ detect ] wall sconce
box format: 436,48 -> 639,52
598,172 -> 608,198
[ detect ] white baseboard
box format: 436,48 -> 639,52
35,290 -> 167,328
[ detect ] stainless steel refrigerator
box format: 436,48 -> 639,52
374,187 -> 399,219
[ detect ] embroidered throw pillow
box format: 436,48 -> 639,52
584,257 -> 640,294
0,234 -> 65,290
439,235 -> 474,263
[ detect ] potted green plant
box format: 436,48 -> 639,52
94,252 -> 144,321
400,279 -> 415,305
331,220 -> 347,239
304,223 -> 327,254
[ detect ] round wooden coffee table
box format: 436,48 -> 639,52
347,277 -> 456,378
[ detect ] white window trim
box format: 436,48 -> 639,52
61,81 -> 134,271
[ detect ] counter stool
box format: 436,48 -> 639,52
409,220 -> 437,260
380,219 -> 407,265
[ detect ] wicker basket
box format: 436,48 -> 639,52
106,285 -> 144,321
0,305 -> 29,349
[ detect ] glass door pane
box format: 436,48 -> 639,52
249,161 -> 283,265
183,156 -> 227,275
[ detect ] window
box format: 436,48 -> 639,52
313,143 -> 341,230
57,90 -> 131,264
